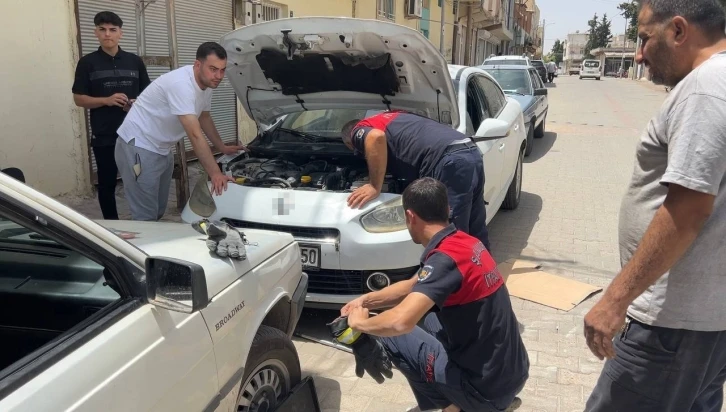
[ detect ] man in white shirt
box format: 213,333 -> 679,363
115,41 -> 243,221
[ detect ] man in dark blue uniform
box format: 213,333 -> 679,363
342,111 -> 490,250
72,11 -> 150,220
342,177 -> 529,412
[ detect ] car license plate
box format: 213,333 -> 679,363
299,244 -> 321,269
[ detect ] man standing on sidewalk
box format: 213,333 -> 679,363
72,11 -> 150,220
584,1 -> 726,411
115,42 -> 244,221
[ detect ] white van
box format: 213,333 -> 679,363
580,59 -> 602,80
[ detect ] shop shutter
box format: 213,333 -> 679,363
174,0 -> 237,155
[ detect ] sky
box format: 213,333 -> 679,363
535,0 -> 631,53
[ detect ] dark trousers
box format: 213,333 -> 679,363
434,145 -> 490,250
380,314 -> 518,412
92,145 -> 119,220
586,317 -> 726,412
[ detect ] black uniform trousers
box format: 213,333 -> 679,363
432,142 -> 490,251
92,141 -> 119,220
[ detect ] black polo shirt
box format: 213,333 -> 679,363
72,46 -> 150,147
350,111 -> 469,182
411,224 -> 530,401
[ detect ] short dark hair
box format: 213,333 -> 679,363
341,119 -> 360,144
641,0 -> 726,36
402,178 -> 450,224
94,11 -> 123,28
196,42 -> 227,61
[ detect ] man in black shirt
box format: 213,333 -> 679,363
72,11 -> 150,220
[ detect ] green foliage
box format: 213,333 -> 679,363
584,14 -> 612,58
550,39 -> 564,65
618,1 -> 639,43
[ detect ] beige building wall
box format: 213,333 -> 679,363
0,0 -> 89,196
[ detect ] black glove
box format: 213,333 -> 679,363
327,316 -> 394,384
191,219 -> 247,260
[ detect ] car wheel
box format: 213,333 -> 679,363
534,115 -> 546,139
502,150 -> 523,210
524,122 -> 534,157
236,325 -> 302,412
597,77 -> 601,81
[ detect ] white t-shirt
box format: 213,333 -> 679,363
117,65 -> 213,155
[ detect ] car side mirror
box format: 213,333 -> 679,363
534,88 -> 548,96
145,256 -> 209,313
472,118 -> 510,142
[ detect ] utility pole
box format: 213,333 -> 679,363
440,0 -> 446,54
541,18 -> 546,57
621,16 -> 627,75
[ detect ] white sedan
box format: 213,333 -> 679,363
0,171 -> 310,411
182,17 -> 527,308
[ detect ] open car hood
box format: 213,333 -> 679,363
220,17 -> 459,128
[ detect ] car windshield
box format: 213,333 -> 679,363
483,69 -> 532,95
584,61 -> 600,68
0,218 -> 61,246
532,61 -> 544,67
251,109 -> 383,152
484,59 -> 527,66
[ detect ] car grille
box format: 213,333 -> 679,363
222,219 -> 340,240
307,267 -> 420,295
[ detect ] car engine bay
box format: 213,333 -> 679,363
220,153 -> 407,194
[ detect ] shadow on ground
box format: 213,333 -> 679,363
525,132 -> 557,163
545,82 -> 558,88
487,191 -> 543,264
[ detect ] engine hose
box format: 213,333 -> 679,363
229,158 -> 262,173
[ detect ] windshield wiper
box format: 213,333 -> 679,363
278,128 -> 317,142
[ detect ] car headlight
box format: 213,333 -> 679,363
188,172 -> 217,218
360,197 -> 407,233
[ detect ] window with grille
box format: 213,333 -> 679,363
262,3 -> 281,21
378,0 -> 395,20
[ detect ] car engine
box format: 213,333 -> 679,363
219,154 -> 406,194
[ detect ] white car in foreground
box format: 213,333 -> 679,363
0,172 -> 311,411
182,17 -> 527,308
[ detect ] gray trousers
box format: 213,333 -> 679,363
586,317 -> 726,412
114,138 -> 174,221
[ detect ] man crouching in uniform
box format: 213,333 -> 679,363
341,177 -> 529,412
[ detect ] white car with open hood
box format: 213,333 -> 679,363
0,171 -> 313,411
182,17 -> 527,307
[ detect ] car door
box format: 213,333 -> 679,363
528,69 -> 546,120
465,73 -> 503,214
0,189 -> 219,412
476,75 -> 522,195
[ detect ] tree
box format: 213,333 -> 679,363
550,39 -> 564,65
584,13 -> 613,58
584,13 -> 600,58
618,1 -> 639,42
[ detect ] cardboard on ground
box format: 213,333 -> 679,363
497,259 -> 603,311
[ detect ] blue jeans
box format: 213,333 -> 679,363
586,317 -> 726,412
433,145 -> 490,250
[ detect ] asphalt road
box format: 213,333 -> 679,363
294,74 -> 673,412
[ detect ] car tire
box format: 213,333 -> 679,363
524,122 -> 534,157
236,325 -> 302,412
534,115 -> 546,139
597,77 -> 601,81
502,150 -> 523,210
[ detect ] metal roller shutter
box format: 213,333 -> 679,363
76,0 -> 138,178
174,0 -> 237,154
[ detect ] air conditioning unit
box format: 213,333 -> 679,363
405,0 -> 423,19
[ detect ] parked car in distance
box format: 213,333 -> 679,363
482,54 -> 531,67
580,59 -> 602,80
0,171 -> 309,411
181,17 -> 527,308
569,65 -> 581,76
530,60 -> 548,83
482,64 -> 549,157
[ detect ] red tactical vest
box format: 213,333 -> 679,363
426,231 -> 504,307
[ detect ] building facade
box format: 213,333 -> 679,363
590,33 -> 637,76
563,31 -> 589,73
